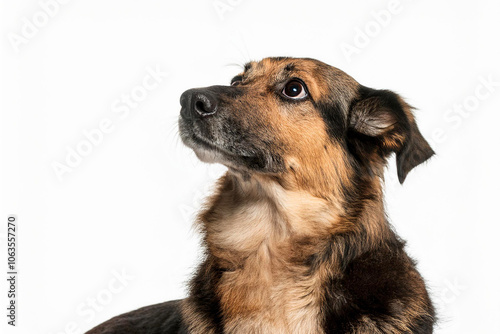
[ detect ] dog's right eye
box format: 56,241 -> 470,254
282,80 -> 308,99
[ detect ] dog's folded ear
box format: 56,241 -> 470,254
348,86 -> 434,184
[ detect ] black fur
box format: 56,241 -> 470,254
185,256 -> 225,333
85,300 -> 188,334
349,85 -> 435,183
322,236 -> 435,333
315,99 -> 347,140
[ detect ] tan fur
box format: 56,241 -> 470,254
194,174 -> 331,334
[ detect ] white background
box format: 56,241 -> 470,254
1,0 -> 500,333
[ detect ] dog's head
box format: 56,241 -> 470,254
179,57 -> 433,192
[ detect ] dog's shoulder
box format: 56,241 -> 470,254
323,239 -> 435,333
85,299 -> 188,334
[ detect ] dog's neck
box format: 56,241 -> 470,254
199,169 -> 391,268
184,169 -> 395,333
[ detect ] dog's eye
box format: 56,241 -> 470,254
282,80 -> 307,99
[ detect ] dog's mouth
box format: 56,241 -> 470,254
179,118 -> 254,164
189,132 -> 243,158
179,119 -> 274,173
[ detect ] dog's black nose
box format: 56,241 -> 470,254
180,89 -> 218,119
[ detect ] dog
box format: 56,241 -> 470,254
86,57 -> 436,334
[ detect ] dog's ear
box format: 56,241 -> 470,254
348,86 -> 434,184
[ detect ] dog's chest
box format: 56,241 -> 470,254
217,246 -> 325,334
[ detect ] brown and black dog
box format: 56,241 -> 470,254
87,57 -> 435,334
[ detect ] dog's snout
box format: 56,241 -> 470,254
180,89 -> 218,119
